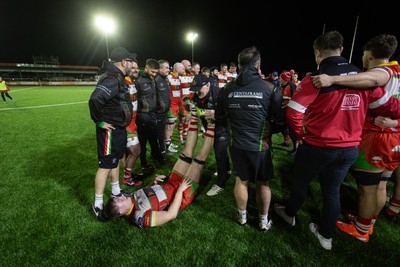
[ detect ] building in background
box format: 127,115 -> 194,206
0,55 -> 99,86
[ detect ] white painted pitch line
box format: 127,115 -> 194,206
9,86 -> 42,92
11,87 -> 93,93
0,101 -> 88,111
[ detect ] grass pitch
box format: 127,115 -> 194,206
0,86 -> 399,266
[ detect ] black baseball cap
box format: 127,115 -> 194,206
190,74 -> 210,92
110,47 -> 137,62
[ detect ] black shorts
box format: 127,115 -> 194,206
96,126 -> 127,169
230,147 -> 273,182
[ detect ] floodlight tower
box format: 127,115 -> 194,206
94,15 -> 116,61
187,32 -> 198,64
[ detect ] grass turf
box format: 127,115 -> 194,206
0,86 -> 399,266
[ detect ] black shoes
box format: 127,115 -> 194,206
92,204 -> 107,221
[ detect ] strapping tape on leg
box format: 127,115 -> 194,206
179,153 -> 192,164
193,158 -> 205,165
351,169 -> 382,186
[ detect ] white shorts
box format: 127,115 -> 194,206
127,136 -> 139,147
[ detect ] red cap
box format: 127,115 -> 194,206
280,69 -> 295,82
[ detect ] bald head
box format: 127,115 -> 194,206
181,59 -> 191,72
173,62 -> 185,75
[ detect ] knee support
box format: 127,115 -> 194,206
351,169 -> 382,186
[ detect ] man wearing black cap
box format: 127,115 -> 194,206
189,74 -> 232,197
265,71 -> 279,87
189,74 -> 217,106
189,73 -> 219,130
89,46 -> 137,219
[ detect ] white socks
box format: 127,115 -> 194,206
238,210 -> 247,220
111,181 -> 121,196
259,213 -> 269,224
94,194 -> 103,209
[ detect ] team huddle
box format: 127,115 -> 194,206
88,31 -> 400,251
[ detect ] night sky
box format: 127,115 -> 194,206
2,0 -> 398,77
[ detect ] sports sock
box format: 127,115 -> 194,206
259,213 -> 269,224
386,197 -> 400,216
94,194 -> 103,208
238,209 -> 247,219
355,216 -> 372,235
111,181 -> 121,196
189,114 -> 198,131
124,168 -> 132,179
204,123 -> 215,138
183,122 -> 189,138
178,123 -> 183,139
371,214 -> 378,225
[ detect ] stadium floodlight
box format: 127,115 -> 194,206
94,15 -> 116,61
186,32 -> 198,64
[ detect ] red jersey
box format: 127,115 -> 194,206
180,72 -> 194,98
217,72 -> 228,88
124,76 -> 138,136
363,62 -> 400,133
227,71 -> 237,82
127,171 -> 199,228
280,81 -> 297,107
167,72 -> 182,106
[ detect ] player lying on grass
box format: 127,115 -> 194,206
101,103 -> 215,228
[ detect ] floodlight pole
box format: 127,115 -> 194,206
187,32 -> 198,64
349,15 -> 360,64
191,39 -> 194,64
105,32 -> 110,61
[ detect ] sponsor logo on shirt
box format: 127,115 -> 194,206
228,91 -> 263,99
392,146 -> 400,152
371,156 -> 382,163
341,94 -> 360,110
248,104 -> 262,109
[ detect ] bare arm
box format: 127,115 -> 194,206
312,69 -> 389,89
374,116 -> 399,128
150,177 -> 191,227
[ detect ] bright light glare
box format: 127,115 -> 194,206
94,15 -> 116,34
187,32 -> 198,42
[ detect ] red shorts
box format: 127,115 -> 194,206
170,100 -> 189,118
162,171 -> 199,210
169,102 -> 180,118
354,131 -> 400,171
126,112 -> 137,136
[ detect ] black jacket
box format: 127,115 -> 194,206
155,74 -> 171,114
136,72 -> 157,113
89,63 -> 132,128
192,82 -> 219,110
216,66 -> 284,151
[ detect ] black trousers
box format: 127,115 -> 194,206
155,112 -> 167,153
136,112 -> 162,166
214,125 -> 231,187
1,92 -> 13,101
